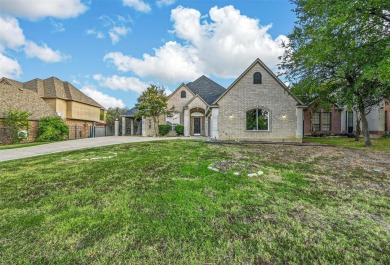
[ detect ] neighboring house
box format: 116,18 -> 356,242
303,99 -> 390,136
0,77 -> 106,140
165,58 -> 306,142
0,78 -> 57,143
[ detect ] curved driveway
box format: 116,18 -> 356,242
0,136 -> 185,163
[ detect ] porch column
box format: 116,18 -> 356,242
142,116 -> 147,136
130,119 -> 134,135
114,119 -> 119,136
296,107 -> 304,138
122,116 -> 126,136
184,109 -> 190,136
211,108 -> 219,139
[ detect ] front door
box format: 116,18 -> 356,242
194,118 -> 201,135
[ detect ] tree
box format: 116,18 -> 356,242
105,107 -> 129,125
280,0 -> 390,147
135,85 -> 169,136
3,109 -> 31,143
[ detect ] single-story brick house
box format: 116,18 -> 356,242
303,99 -> 390,136
161,58 -> 305,141
304,100 -> 390,136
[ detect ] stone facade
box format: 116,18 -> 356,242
213,59 -> 304,142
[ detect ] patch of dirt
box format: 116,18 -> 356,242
209,142 -> 390,195
208,160 -> 258,173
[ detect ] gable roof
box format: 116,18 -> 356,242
0,78 -> 57,120
23,77 -> 104,109
167,83 -> 195,100
186,75 -> 225,105
183,94 -> 210,108
213,58 -> 305,106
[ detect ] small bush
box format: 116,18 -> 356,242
37,117 -> 69,141
175,125 -> 184,136
159,124 -> 171,136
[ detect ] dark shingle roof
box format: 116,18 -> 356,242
0,78 -> 57,120
186,75 -> 225,105
122,107 -> 138,117
23,77 -> 104,109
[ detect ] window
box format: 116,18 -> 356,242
253,72 -> 262,84
322,112 -> 331,131
246,109 -> 269,130
313,112 -> 320,131
312,112 -> 331,131
99,109 -> 104,121
181,90 -> 186,98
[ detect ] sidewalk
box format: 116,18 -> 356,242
0,136 -> 184,163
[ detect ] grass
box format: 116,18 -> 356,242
0,140 -> 389,264
304,136 -> 390,152
0,141 -> 49,150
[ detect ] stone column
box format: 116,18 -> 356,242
211,108 -> 219,139
142,117 -> 146,136
114,119 -> 119,136
122,116 -> 126,136
296,107 -> 304,139
130,119 -> 134,135
184,109 -> 190,136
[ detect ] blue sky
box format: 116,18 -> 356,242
0,0 -> 296,108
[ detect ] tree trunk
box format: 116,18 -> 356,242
152,116 -> 158,137
354,113 -> 361,142
358,105 -> 372,147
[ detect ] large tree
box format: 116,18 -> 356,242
136,85 -> 169,136
105,107 -> 129,125
280,0 -> 390,146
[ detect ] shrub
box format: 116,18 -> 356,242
159,124 -> 171,136
175,125 -> 184,136
3,109 -> 31,143
37,117 -> 69,141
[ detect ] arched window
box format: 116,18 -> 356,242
181,90 -> 186,98
246,109 -> 269,130
253,72 -> 262,84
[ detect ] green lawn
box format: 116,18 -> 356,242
0,141 -> 49,150
304,136 -> 390,152
0,140 -> 389,264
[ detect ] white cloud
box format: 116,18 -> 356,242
86,28 -> 105,39
0,53 -> 22,78
93,74 -> 149,94
0,15 -> 25,52
123,0 -> 151,12
0,0 -> 88,20
104,5 -> 288,83
80,85 -> 126,109
51,20 -> 65,32
95,15 -> 131,44
156,0 -> 175,8
104,42 -> 202,83
24,41 -> 66,63
109,26 -> 129,44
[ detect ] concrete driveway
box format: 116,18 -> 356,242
0,136 -> 186,163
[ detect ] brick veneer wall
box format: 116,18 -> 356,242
216,62 -> 301,142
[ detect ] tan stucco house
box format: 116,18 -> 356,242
0,77 -> 106,140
